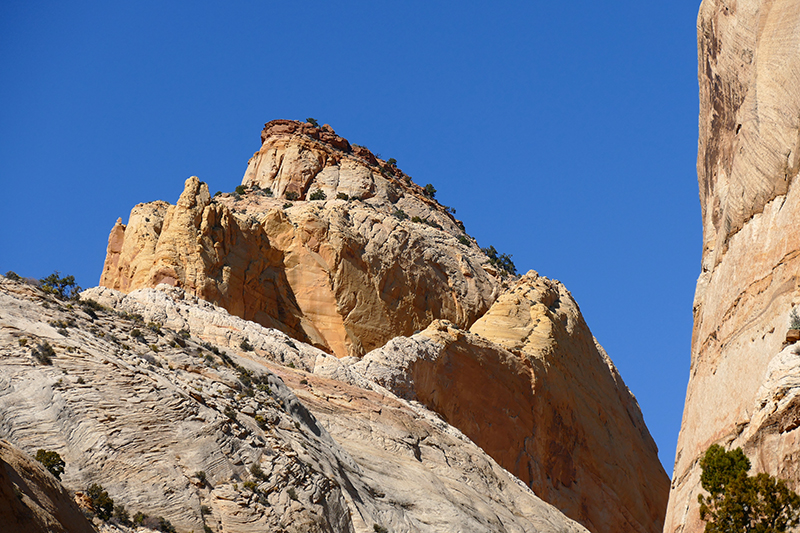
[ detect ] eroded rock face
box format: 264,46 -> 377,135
0,439 -> 96,533
0,276 -> 588,533
99,177 -> 310,345
665,2 -> 800,532
100,121 -> 500,357
351,271 -> 670,533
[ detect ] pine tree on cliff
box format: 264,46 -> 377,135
698,444 -> 800,532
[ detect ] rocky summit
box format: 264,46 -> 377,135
3,119 -> 668,533
664,1 -> 800,532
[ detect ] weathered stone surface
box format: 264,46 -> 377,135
665,2 -> 800,532
99,177 -> 311,346
0,276 -> 588,533
0,439 -> 97,533
344,271 -> 669,533
100,122 -> 500,357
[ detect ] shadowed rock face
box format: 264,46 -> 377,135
100,120 -> 499,358
0,440 -> 96,533
353,271 -> 670,533
665,2 -> 800,532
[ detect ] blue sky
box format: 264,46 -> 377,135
0,1 -> 702,474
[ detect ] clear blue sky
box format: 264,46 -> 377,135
0,1 -> 702,475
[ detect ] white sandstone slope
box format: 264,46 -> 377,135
0,275 -> 588,533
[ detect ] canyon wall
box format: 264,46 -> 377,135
665,1 -> 800,531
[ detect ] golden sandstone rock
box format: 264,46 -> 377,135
355,272 -> 669,533
92,119 -> 669,531
665,2 -> 800,532
101,121 -> 499,357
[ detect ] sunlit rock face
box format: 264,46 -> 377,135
93,118 -> 670,532
351,271 -> 670,533
0,276 -> 590,533
101,120 -> 500,358
665,2 -> 800,532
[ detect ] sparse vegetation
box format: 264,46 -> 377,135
87,483 -> 114,520
374,525 -> 389,533
423,183 -> 436,199
410,215 -> 442,230
698,444 -> 800,532
457,235 -> 471,246
35,449 -> 65,479
309,189 -> 326,201
250,463 -> 266,480
157,516 -> 177,533
336,192 -> 349,200
32,341 -> 55,365
147,321 -> 162,334
393,209 -> 408,220
386,158 -> 397,166
18,338 -> 27,347
133,511 -> 147,526
285,191 -> 299,201
40,271 -> 81,300
5,271 -> 21,281
481,245 -> 517,276
113,504 -> 131,526
235,185 -> 247,195
200,504 -> 211,516
791,308 -> 800,330
131,329 -> 143,339
224,406 -> 238,421
287,487 -> 298,501
283,202 -> 294,209
240,339 -> 254,351
195,471 -> 207,486
306,117 -> 319,127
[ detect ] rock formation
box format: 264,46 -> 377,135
90,119 -> 675,531
345,272 -> 670,533
0,439 -> 96,533
101,120 -> 500,358
0,276 -> 590,533
665,2 -> 800,532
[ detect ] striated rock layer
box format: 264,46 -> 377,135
100,120 -> 500,357
345,272 -> 669,533
665,2 -> 800,532
0,276 -> 589,533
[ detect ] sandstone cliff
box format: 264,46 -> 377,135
665,2 -> 800,532
0,276 -> 589,533
93,119 -> 673,531
100,120 -> 499,358
340,272 -> 669,533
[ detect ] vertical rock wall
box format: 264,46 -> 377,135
665,1 -> 800,531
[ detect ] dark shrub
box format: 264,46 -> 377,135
35,449 -> 65,479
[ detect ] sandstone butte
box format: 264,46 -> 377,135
0,118 -> 669,532
664,1 -> 800,532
